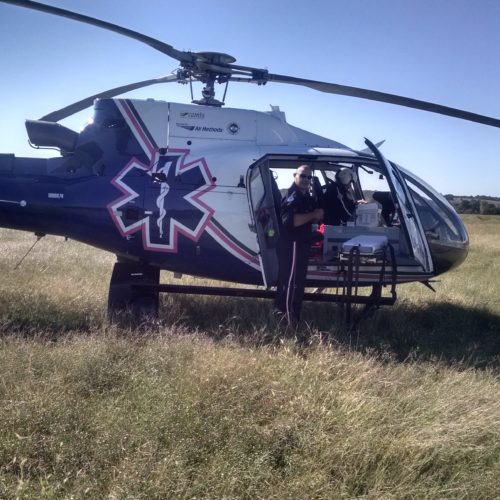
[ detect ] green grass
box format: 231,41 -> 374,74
0,215 -> 499,498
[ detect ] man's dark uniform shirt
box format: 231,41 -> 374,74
274,184 -> 318,324
280,184 -> 318,242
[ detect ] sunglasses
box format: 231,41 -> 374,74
298,174 -> 313,180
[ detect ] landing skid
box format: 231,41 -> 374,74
107,260 -> 397,325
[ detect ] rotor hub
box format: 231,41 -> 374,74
194,52 -> 236,65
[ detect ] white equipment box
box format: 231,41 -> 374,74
341,235 -> 388,256
356,202 -> 379,227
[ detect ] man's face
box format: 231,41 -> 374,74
294,165 -> 313,192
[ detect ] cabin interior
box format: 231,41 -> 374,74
249,152 -> 469,283
262,156 -> 418,271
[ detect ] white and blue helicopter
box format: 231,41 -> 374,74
1,0 -> 498,320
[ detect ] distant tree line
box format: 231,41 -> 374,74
445,195 -> 500,202
444,195 -> 500,215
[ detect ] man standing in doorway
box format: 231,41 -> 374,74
274,165 -> 324,325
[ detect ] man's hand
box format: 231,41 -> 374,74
312,208 -> 324,222
293,209 -> 324,227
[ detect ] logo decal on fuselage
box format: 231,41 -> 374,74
227,122 -> 240,135
108,148 -> 215,253
176,123 -> 224,133
180,111 -> 205,119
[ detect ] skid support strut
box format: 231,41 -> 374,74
108,261 -> 160,322
338,243 -> 397,325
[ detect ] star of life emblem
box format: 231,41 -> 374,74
108,148 -> 215,252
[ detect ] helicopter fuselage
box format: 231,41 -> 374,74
0,98 -> 469,291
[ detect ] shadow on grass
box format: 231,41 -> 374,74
160,294 -> 500,370
326,301 -> 500,370
0,293 -> 106,338
1,290 -> 498,369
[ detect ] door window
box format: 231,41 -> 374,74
247,161 -> 280,287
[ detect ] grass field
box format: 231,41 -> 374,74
0,215 -> 499,498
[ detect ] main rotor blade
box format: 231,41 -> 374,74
1,0 -> 193,63
41,75 -> 180,122
264,73 -> 500,128
4,1 -> 499,129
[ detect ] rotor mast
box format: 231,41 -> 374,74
179,51 -> 247,107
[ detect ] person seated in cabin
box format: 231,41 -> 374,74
323,168 -> 366,225
372,191 -> 397,226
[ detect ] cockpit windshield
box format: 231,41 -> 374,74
399,168 -> 468,244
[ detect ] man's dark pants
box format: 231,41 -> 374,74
274,237 -> 310,324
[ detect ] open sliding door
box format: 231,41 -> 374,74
246,159 -> 281,287
365,139 -> 434,273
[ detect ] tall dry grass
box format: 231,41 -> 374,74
0,215 -> 499,498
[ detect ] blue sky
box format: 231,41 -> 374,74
1,0 -> 499,196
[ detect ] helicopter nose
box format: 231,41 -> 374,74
427,235 -> 469,275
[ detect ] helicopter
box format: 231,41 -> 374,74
1,0 -> 499,321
